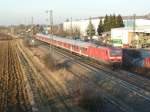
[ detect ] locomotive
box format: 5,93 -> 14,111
34,34 -> 122,65
122,49 -> 150,76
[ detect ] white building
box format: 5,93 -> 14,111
63,18 -> 103,36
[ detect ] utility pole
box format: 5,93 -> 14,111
133,14 -> 139,48
133,14 -> 136,38
31,17 -> 34,25
24,17 -> 27,25
70,17 -> 73,38
31,17 -> 35,47
24,17 -> 27,33
132,14 -> 136,48
31,17 -> 34,36
50,10 -> 54,57
46,10 -> 54,57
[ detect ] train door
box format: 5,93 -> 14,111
75,45 -> 79,53
80,47 -> 85,56
88,47 -> 96,58
70,44 -> 72,50
81,47 -> 88,56
68,44 -> 71,50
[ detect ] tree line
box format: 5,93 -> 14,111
87,14 -> 124,37
23,14 -> 124,39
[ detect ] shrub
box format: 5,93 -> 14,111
43,53 -> 56,71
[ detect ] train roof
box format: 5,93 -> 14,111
37,34 -> 95,48
123,48 -> 150,50
36,34 -> 119,49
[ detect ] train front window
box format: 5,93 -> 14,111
110,50 -> 122,56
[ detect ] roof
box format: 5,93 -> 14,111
122,16 -> 148,20
111,26 -> 150,33
64,14 -> 150,22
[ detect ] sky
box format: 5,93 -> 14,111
0,0 -> 149,25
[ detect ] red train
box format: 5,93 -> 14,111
34,34 -> 122,65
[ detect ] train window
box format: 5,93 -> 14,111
75,46 -> 78,49
110,50 -> 122,56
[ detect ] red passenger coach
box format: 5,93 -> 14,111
88,46 -> 110,62
34,34 -> 122,65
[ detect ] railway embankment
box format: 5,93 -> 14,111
18,39 -> 86,112
22,38 -> 150,112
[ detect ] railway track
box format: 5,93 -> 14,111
55,45 -> 150,93
36,40 -> 150,92
0,35 -> 86,112
17,50 -> 46,112
55,47 -> 150,111
0,39 -> 32,112
36,40 -> 150,112
18,39 -> 83,112
39,41 -> 150,91
18,51 -> 73,112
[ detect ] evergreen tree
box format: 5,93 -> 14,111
39,26 -> 44,33
116,15 -> 124,27
86,18 -> 95,40
112,14 -> 117,28
97,19 -> 104,35
103,14 -> 109,32
102,14 -> 124,32
109,14 -> 113,30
